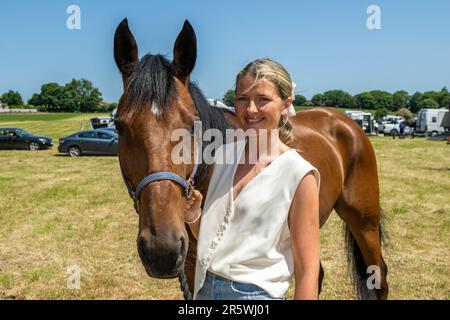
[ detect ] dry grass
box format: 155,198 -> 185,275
0,114 -> 449,299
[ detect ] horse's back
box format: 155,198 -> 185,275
289,108 -> 378,225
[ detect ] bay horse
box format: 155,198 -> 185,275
113,19 -> 388,300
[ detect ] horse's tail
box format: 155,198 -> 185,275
343,210 -> 386,300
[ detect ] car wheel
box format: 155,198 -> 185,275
68,146 -> 81,157
431,131 -> 439,137
390,129 -> 398,136
29,142 -> 40,151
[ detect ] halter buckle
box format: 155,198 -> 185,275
186,178 -> 195,199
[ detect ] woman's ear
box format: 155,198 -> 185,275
281,97 -> 293,116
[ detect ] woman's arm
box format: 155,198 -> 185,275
289,171 -> 320,300
185,189 -> 203,240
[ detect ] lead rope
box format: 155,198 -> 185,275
178,123 -> 202,301
178,271 -> 192,300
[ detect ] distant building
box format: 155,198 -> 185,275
0,102 -> 8,109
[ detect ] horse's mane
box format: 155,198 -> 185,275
125,54 -> 177,111
124,53 -> 233,182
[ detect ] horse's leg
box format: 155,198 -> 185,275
334,166 -> 388,299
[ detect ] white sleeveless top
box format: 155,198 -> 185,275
193,138 -> 320,299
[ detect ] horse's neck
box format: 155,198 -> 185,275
197,112 -> 239,203
224,112 -> 242,130
197,164 -> 213,205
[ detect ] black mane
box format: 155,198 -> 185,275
125,54 -> 177,112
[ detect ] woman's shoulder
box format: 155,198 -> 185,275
285,148 -> 315,168
286,149 -> 321,189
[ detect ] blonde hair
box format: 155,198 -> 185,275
235,58 -> 294,145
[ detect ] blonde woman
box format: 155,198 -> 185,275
185,58 -> 320,300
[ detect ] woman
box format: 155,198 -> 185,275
185,58 -> 320,300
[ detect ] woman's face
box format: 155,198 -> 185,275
235,74 -> 290,134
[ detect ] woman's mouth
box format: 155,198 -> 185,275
246,117 -> 264,125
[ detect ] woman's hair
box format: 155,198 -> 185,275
235,58 -> 294,145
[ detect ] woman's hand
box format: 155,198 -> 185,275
185,189 -> 203,222
185,189 -> 203,239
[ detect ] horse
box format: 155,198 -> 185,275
113,18 -> 388,300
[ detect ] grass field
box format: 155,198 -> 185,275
0,113 -> 448,299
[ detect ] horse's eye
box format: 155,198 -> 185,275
114,120 -> 124,136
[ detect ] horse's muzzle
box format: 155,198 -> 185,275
137,229 -> 186,279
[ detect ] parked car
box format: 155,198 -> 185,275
97,127 -> 117,134
58,129 -> 118,157
0,127 -> 52,150
379,117 -> 413,136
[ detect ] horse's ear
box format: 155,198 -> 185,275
114,18 -> 138,79
173,20 -> 197,80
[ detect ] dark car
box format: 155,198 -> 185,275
97,127 -> 117,134
0,127 -> 53,150
58,129 -> 118,157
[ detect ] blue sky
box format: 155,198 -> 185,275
1,0 -> 449,103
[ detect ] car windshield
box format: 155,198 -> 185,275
15,129 -> 32,136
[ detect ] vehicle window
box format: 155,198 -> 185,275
432,117 -> 436,123
78,131 -> 97,139
16,128 -> 31,136
6,130 -> 17,136
97,132 -> 113,140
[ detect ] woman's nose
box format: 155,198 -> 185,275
247,100 -> 258,113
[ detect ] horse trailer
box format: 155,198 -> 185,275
416,108 -> 449,136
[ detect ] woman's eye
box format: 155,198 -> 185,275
257,98 -> 270,104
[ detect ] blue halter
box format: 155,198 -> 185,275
120,129 -> 202,214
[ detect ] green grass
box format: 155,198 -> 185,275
0,114 -> 449,299
0,113 -> 80,122
0,112 -> 109,140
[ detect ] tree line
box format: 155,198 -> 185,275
223,87 -> 450,115
0,79 -> 116,113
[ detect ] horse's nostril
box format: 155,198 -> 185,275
139,237 -> 152,266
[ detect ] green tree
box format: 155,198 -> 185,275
409,92 -> 424,113
354,92 -> 376,109
396,107 -> 413,120
323,90 -> 353,108
311,93 -> 324,106
368,90 -> 393,110
28,82 -> 67,112
1,90 -> 23,106
63,79 -> 102,112
419,98 -> 439,109
223,89 -> 236,107
293,94 -> 307,106
436,87 -> 450,110
107,102 -> 118,112
375,107 -> 389,121
392,90 -> 409,111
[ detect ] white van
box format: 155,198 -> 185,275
416,108 -> 449,136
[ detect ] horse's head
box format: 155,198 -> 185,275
113,19 -> 199,278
